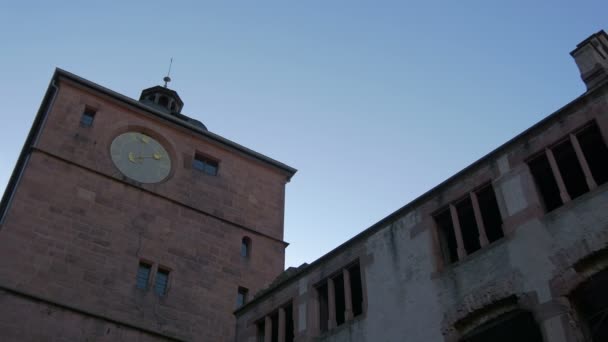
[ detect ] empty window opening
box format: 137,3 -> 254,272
136,262 -> 151,289
476,185 -> 504,243
270,311 -> 279,342
154,268 -> 169,296
241,237 -> 251,258
577,123 -> 608,186
333,274 -> 346,326
237,287 -> 248,308
170,102 -> 176,111
318,282 -> 329,332
456,198 -> 481,254
80,107 -> 96,127
193,153 -> 219,176
349,263 -> 364,317
553,140 -> 589,200
460,310 -> 543,342
285,303 -> 295,342
572,267 -> 608,341
256,321 -> 265,342
435,209 -> 459,264
158,96 -> 169,107
147,95 -> 155,102
528,153 -> 563,212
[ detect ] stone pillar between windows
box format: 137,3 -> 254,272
264,316 -> 272,342
449,204 -> 467,260
278,307 -> 286,342
569,133 -> 597,190
328,277 -> 337,330
343,268 -> 354,321
470,192 -> 489,247
545,148 -> 571,204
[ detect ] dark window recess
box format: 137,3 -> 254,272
333,274 -> 346,326
577,123 -> 608,186
456,198 -> 481,254
193,153 -> 219,176
435,209 -> 459,263
285,303 -> 294,342
553,140 -> 589,200
241,237 -> 251,258
572,267 -> 608,341
349,263 -> 364,317
136,262 -> 151,289
460,310 -> 543,342
80,108 -> 96,127
154,268 -> 169,296
158,96 -> 169,107
270,311 -> 279,342
237,287 -> 248,308
256,321 -> 265,342
476,185 -> 504,243
528,153 -> 563,212
318,283 -> 329,332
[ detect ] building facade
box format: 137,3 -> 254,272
0,71 -> 296,341
234,31 -> 608,341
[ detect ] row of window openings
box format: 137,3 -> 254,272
435,183 -> 504,264
136,262 -> 170,296
528,122 -> 608,213
80,108 -> 220,176
254,263 -> 364,341
251,267 -> 607,342
435,121 -> 608,265
256,302 -> 295,342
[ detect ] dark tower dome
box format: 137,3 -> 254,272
139,84 -> 184,114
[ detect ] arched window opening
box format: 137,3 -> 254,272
572,267 -> 608,341
241,237 -> 251,258
460,310 -> 543,342
158,96 -> 169,107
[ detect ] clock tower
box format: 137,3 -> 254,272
0,69 -> 296,341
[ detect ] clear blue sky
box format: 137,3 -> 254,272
1,1 -> 606,268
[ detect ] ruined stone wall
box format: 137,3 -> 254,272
235,78 -> 608,342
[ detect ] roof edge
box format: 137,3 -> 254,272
53,68 -> 297,179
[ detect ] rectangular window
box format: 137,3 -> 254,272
270,311 -> 279,342
256,321 -> 265,342
237,287 -> 248,308
193,153 -> 219,176
80,107 -> 96,127
154,268 -> 170,296
476,185 -> 504,243
434,209 -> 459,264
349,263 -> 364,317
285,303 -> 294,342
553,140 -> 589,200
317,282 -> 329,332
528,153 -> 563,212
455,197 -> 481,254
333,274 -> 346,326
576,123 -> 608,186
136,262 -> 151,289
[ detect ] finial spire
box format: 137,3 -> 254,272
163,58 -> 173,88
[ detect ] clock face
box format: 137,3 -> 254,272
110,132 -> 172,183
